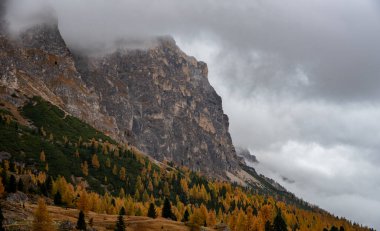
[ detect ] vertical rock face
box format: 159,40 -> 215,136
73,38 -> 239,174
0,22 -> 240,177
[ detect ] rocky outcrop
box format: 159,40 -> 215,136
0,22 -> 240,177
236,147 -> 258,163
0,24 -> 119,138
72,37 -> 239,175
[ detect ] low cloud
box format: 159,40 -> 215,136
252,141 -> 380,228
216,85 -> 380,229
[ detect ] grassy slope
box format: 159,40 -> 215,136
2,200 -> 211,231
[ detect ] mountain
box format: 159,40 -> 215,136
0,22 -> 239,179
0,13 -> 374,231
72,37 -> 239,176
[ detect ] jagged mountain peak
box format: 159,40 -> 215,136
18,23 -> 69,56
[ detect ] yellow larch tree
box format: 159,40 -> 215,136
32,198 -> 55,231
180,178 -> 189,194
163,181 -> 170,197
236,209 -> 247,231
147,179 -> 154,192
119,167 -> 126,181
112,164 -> 118,175
39,150 -> 46,162
77,190 -> 90,213
190,206 -> 203,227
105,158 -> 111,168
135,176 -> 144,193
81,161 -> 89,176
207,209 -> 217,228
75,149 -> 80,158
260,204 -> 273,223
92,154 -> 100,169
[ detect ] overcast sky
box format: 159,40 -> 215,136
4,0 -> 380,229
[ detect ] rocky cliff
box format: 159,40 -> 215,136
0,24 -> 118,135
72,37 -> 240,174
0,21 -> 240,177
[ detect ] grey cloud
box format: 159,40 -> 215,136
5,0 -> 380,101
218,90 -> 380,229
250,141 -> 380,228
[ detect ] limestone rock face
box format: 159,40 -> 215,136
0,24 -> 119,139
73,37 -> 239,174
0,23 -> 240,177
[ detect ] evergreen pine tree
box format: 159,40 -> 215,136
54,191 -> 62,205
0,206 -> 5,231
119,207 -> 126,216
115,208 -> 126,231
162,198 -> 172,219
8,175 -> 17,193
17,178 -> 24,192
147,203 -> 157,218
39,182 -> 48,196
45,177 -> 53,196
265,221 -> 272,231
253,206 -> 258,216
9,162 -> 16,173
273,210 -> 287,231
76,210 -> 86,231
182,209 -> 189,222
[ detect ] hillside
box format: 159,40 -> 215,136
0,96 -> 373,230
2,200 -> 207,231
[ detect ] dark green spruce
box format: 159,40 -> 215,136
147,203 -> 157,218
115,207 -> 126,231
76,210 -> 86,231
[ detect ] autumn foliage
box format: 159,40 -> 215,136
32,198 -> 55,231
